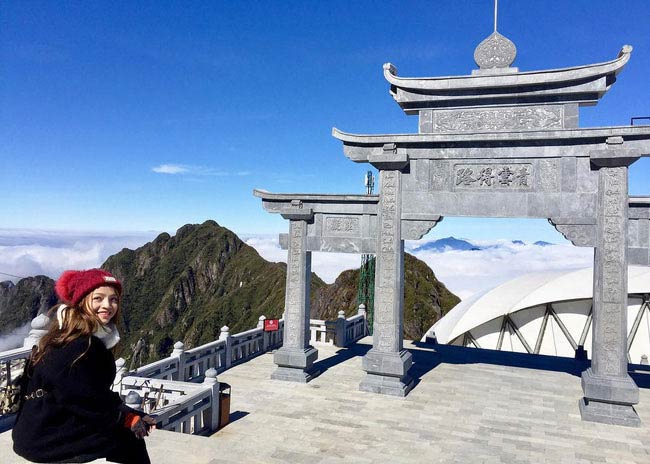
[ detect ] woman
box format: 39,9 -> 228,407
12,269 -> 155,463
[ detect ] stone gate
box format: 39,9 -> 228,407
255,29 -> 650,427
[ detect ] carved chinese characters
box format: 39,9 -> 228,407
539,159 -> 560,191
594,167 -> 627,377
601,169 -> 625,304
325,216 -> 360,235
284,220 -> 307,349
374,170 -> 401,353
455,163 -> 532,189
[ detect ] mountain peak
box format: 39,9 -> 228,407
414,236 -> 477,252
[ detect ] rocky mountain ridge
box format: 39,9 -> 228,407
0,276 -> 56,335
0,221 -> 458,364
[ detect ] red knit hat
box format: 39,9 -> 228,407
55,269 -> 122,307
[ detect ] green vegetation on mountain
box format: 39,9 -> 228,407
0,276 -> 56,334
0,221 -> 459,365
312,254 -> 459,341
103,220 -> 325,363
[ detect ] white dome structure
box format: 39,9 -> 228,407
423,266 -> 650,364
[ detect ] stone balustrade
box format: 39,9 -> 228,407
0,346 -> 31,393
310,319 -> 335,345
133,353 -> 182,380
1,308 -> 368,436
344,314 -> 367,346
119,371 -> 219,435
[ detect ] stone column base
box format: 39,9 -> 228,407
580,367 -> 641,427
359,349 -> 414,397
359,372 -> 414,397
271,346 -> 319,383
579,398 -> 640,427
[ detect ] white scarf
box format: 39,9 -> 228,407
56,304 -> 121,349
94,321 -> 121,349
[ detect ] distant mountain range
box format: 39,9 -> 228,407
0,221 -> 459,362
412,237 -> 554,252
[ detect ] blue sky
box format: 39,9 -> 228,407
2,0 -> 649,242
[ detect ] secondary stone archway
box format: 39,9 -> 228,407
255,31 -> 650,427
253,190 -> 439,385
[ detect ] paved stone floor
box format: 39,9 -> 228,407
3,337 -> 650,463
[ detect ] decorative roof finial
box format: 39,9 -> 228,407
473,0 -> 517,72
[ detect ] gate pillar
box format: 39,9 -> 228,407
580,147 -> 640,426
271,207 -> 319,382
360,159 -> 414,396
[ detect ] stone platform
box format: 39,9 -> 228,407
3,337 -> 650,463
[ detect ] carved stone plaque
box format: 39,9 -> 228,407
431,106 -> 563,133
600,169 -> 626,305
429,160 -> 448,191
325,216 -> 360,236
454,163 -> 532,190
539,159 -> 560,192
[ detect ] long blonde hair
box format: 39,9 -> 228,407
33,289 -> 122,365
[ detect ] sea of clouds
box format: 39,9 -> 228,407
0,229 -> 160,282
0,229 -> 594,300
0,230 -> 593,349
244,235 -> 594,300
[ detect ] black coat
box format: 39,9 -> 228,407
12,335 -> 142,463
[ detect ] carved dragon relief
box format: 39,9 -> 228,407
433,106 -> 563,133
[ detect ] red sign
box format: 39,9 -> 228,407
264,319 -> 279,332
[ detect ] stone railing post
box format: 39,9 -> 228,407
202,368 -> 220,433
357,303 -> 366,317
219,326 -> 232,368
272,206 -> 319,382
257,315 -> 266,329
171,341 -> 186,381
357,304 -> 368,336
580,147 -> 640,426
23,313 -> 50,349
258,315 -> 268,351
113,357 -> 127,392
334,310 -> 347,347
125,391 -> 143,412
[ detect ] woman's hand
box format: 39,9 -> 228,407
142,415 -> 157,432
131,415 -> 157,439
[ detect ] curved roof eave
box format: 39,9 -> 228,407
383,46 -> 632,91
253,189 -> 379,203
331,125 -> 650,146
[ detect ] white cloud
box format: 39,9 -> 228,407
244,236 -> 287,264
244,236 -> 360,284
0,230 -> 158,282
0,321 -> 31,351
0,231 -> 595,306
152,164 -> 190,174
152,164 -> 252,177
409,242 -> 593,300
246,235 -> 594,300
